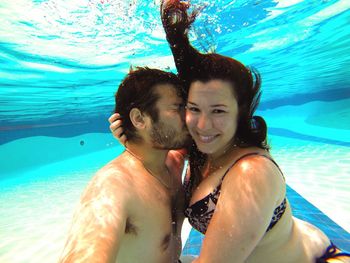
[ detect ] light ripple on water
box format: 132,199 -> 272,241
270,135 -> 350,232
0,136 -> 349,262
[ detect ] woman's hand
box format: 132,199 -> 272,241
160,0 -> 197,37
108,113 -> 127,146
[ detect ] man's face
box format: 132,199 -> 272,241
149,84 -> 190,149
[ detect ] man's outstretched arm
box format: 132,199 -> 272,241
59,170 -> 129,263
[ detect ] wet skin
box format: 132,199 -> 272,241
59,84 -> 189,263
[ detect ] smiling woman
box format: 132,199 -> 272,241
159,0 -> 350,262
186,80 -> 240,156
0,0 -> 350,262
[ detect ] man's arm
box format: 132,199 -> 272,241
166,150 -> 188,260
59,169 -> 130,263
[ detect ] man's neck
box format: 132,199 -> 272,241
125,142 -> 169,174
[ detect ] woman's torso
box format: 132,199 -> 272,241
184,147 -> 330,262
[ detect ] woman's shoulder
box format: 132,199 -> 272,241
222,149 -> 285,198
227,149 -> 281,177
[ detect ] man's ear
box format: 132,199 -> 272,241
129,108 -> 146,130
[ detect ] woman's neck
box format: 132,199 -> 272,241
205,143 -> 239,174
209,139 -> 238,160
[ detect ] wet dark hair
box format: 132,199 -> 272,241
188,54 -> 267,148
161,0 -> 269,189
115,67 -> 182,142
161,0 -> 268,149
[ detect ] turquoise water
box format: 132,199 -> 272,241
0,0 -> 349,262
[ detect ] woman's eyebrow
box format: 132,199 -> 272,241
187,101 -> 228,107
210,104 -> 228,108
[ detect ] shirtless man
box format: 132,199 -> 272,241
59,67 -> 190,263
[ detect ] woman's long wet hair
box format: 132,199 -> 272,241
161,0 -> 269,190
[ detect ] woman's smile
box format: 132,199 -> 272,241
196,133 -> 219,144
186,79 -> 239,156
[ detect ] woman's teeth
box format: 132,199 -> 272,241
198,134 -> 217,143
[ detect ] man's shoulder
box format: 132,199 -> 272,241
105,156 -> 136,177
97,155 -> 130,177
85,155 -> 136,196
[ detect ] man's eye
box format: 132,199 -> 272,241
187,106 -> 199,112
173,104 -> 184,111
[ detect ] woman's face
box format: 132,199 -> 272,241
186,79 -> 239,157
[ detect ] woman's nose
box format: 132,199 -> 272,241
197,113 -> 212,130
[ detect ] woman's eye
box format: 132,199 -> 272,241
213,109 -> 226,114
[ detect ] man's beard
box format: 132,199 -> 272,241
150,121 -> 189,150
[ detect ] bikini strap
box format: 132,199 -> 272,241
317,242 -> 350,261
221,152 -> 285,182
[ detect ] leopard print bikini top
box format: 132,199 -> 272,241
184,153 -> 287,234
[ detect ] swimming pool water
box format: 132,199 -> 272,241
0,136 -> 123,263
0,0 -> 349,262
0,133 -> 349,262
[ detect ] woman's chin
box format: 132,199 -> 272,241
195,142 -> 216,155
